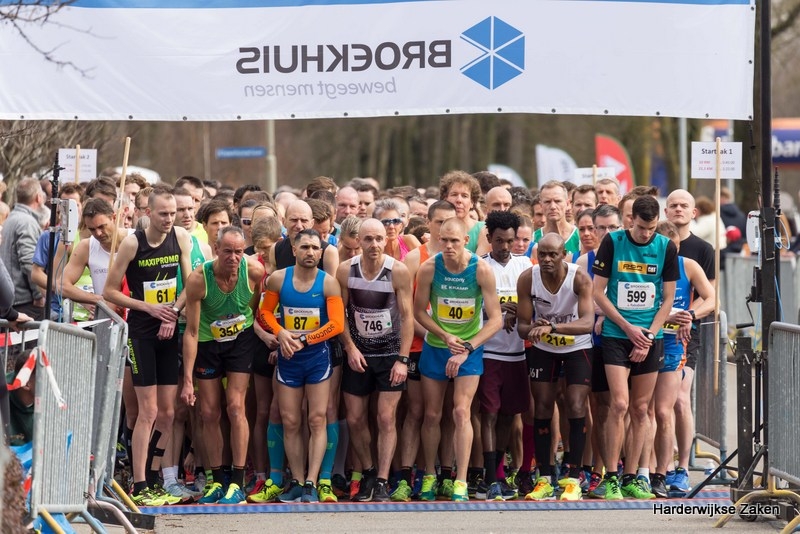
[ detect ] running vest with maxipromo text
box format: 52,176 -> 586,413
663,256 -> 691,355
531,262 -> 593,353
126,228 -> 181,338
532,226 -> 581,255
426,252 -> 482,349
198,258 -> 254,343
482,253 -> 529,362
600,230 -> 671,339
275,238 -> 329,270
278,267 -> 328,356
347,255 -> 401,357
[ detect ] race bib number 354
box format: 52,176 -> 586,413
211,315 -> 247,342
143,279 -> 177,305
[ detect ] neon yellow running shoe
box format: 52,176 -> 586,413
524,476 -> 554,501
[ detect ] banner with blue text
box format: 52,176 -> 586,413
0,0 -> 755,121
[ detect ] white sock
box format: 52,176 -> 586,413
163,466 -> 179,487
637,467 -> 649,479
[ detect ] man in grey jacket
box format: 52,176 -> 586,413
0,177 -> 46,320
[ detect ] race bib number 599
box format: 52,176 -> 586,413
617,282 -> 655,310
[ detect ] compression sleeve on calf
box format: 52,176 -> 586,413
306,296 -> 345,345
259,290 -> 283,335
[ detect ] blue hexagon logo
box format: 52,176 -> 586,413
461,16 -> 525,90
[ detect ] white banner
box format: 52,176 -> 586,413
536,145 -> 578,187
0,0 -> 755,121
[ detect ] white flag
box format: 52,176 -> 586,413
535,145 -> 578,188
488,163 -> 527,188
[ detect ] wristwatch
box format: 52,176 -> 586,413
462,342 -> 475,354
549,321 -> 558,334
171,306 -> 180,314
642,329 -> 656,341
688,309 -> 696,321
299,334 -> 309,347
396,355 -> 410,365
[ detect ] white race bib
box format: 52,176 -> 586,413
355,310 -> 392,338
617,282 -> 655,310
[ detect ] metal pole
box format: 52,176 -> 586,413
203,122 -> 211,181
265,119 -> 277,194
758,0 -> 774,480
679,117 -> 688,191
45,154 -> 62,323
727,119 -> 736,196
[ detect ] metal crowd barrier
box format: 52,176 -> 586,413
721,255 -> 799,333
692,311 -> 730,477
30,320 -> 103,531
767,323 -> 800,488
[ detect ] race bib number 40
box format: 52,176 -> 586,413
437,297 -> 475,324
143,279 -> 177,305
211,315 -> 247,342
355,310 -> 392,338
617,282 -> 656,310
285,307 -> 320,333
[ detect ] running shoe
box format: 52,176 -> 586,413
665,470 -> 676,488
475,480 -> 489,500
499,479 -> 518,500
247,479 -> 265,498
587,473 -> 605,499
131,487 -> 170,507
192,472 -> 207,493
650,475 -> 668,499
247,478 -> 283,503
349,479 -> 361,501
670,467 -> 691,492
579,469 -> 591,492
485,481 -> 517,501
452,480 -> 468,502
390,480 -> 412,502
411,470 -> 424,499
603,475 -> 623,501
524,477 -> 554,501
301,482 -> 318,503
164,481 -> 201,503
467,474 -> 482,498
219,483 -> 246,504
504,469 -> 519,491
437,478 -> 455,500
621,477 -> 655,499
198,481 -> 224,504
419,474 -> 437,501
636,474 -> 652,493
373,481 -> 390,502
355,474 -> 376,502
279,479 -> 304,503
318,479 -> 338,503
331,474 -> 348,498
517,472 -> 534,497
559,478 -> 582,501
150,484 -> 182,505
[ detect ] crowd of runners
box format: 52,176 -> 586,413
0,169 -> 716,506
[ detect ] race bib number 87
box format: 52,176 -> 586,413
285,307 -> 320,334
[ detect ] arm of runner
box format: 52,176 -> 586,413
391,262 -> 414,384
58,239 -> 102,305
403,249 -> 429,338
557,268 -> 594,335
173,227 -> 194,312
103,234 -> 178,322
516,268 -> 534,341
465,259 -> 502,348
305,274 -> 345,344
336,262 -> 366,373
180,269 -> 204,407
413,260 -> 458,349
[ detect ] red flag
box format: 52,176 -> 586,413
595,134 -> 635,195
